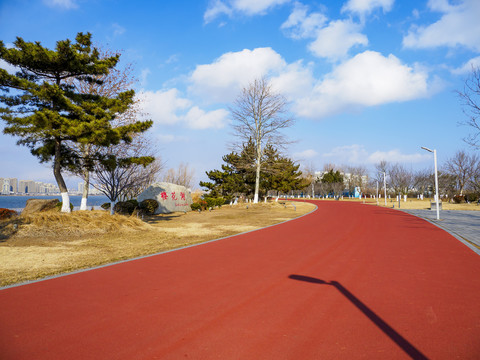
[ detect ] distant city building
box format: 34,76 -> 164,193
0,176 -> 105,195
0,178 -> 18,194
4,179 -> 60,194
18,180 -> 36,193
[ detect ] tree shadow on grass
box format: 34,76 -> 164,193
288,275 -> 429,360
142,213 -> 185,224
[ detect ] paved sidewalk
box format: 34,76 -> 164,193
401,209 -> 480,255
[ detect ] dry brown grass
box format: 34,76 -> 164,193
0,201 -> 314,287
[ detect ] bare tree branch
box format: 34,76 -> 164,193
457,66 -> 480,149
162,162 -> 196,189
443,150 -> 478,196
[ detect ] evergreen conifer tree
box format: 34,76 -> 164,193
0,33 -> 152,212
201,140 -> 303,200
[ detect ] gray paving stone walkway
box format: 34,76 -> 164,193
401,209 -> 480,255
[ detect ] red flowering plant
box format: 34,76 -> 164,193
0,208 -> 17,220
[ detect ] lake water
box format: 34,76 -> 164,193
0,195 -> 110,212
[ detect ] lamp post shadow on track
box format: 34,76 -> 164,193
288,274 -> 429,360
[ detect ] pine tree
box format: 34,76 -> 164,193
201,141 -> 303,200
0,33 -> 152,212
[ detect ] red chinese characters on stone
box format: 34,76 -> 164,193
171,192 -> 177,200
160,192 -> 168,200
180,192 -> 186,201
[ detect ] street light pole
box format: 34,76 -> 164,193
421,146 -> 440,220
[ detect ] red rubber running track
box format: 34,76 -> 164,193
1,201 -> 479,359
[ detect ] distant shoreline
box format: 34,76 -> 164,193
0,194 -> 110,211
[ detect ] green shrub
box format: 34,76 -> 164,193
55,202 -> 74,212
215,197 -> 226,207
113,201 -> 136,215
0,208 -> 17,220
190,202 -> 201,211
139,199 -> 159,215
101,202 -> 111,210
203,197 -> 225,209
465,192 -> 480,203
453,195 -> 464,204
205,197 -> 215,209
126,199 -> 139,208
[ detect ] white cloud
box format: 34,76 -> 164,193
403,0 -> 480,52
184,106 -> 229,129
157,134 -> 176,143
137,89 -> 228,130
451,56 -> 480,75
165,54 -> 179,64
189,48 -> 431,120
323,144 -> 369,164
43,0 -> 77,9
295,51 -> 430,119
233,0 -> 291,15
281,4 -> 367,61
189,47 -> 286,103
427,0 -> 456,12
368,149 -> 431,163
308,19 -> 368,60
323,145 -> 431,164
294,149 -> 318,159
112,23 -> 126,37
204,0 -> 290,23
341,0 -> 394,16
280,2 -> 327,39
138,89 -> 191,125
270,60 -> 314,99
204,0 -> 233,23
140,68 -> 151,87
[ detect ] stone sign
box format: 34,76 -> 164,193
137,182 -> 192,214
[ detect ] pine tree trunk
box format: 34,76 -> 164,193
80,169 -> 89,211
54,139 -> 71,213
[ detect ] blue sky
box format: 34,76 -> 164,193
1,0 -> 479,189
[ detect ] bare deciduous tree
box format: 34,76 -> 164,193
230,77 -> 294,203
300,162 -> 317,198
470,157 -> 480,192
457,66 -> 480,148
413,168 -> 431,196
374,160 -> 389,183
388,163 -> 413,195
443,150 -> 478,196
323,163 -> 339,172
344,165 -> 368,194
162,162 -> 195,189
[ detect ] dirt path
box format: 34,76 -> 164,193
1,201 -> 479,359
